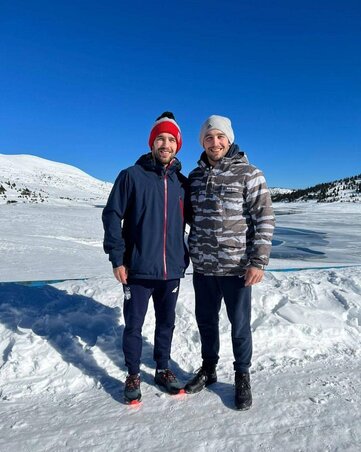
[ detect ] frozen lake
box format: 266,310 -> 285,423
270,202 -> 361,269
272,226 -> 327,260
0,202 -> 361,282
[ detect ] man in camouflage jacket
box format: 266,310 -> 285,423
184,115 -> 275,410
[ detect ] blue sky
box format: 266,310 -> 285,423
1,0 -> 360,188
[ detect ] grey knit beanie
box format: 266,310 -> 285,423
199,115 -> 234,146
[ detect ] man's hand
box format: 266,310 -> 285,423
113,265 -> 128,284
245,267 -> 264,286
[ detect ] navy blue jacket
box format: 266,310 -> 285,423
102,153 -> 190,280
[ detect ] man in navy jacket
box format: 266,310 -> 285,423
102,112 -> 189,403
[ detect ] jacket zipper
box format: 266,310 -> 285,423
163,174 -> 168,280
205,167 -> 213,193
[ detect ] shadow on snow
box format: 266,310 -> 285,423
0,283 -> 187,403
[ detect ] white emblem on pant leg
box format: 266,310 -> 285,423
124,286 -> 131,300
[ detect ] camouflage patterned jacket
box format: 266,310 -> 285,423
188,144 -> 275,276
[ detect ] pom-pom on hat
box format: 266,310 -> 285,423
149,112 -> 182,152
199,115 -> 234,146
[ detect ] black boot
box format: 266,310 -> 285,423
235,372 -> 252,410
184,364 -> 217,394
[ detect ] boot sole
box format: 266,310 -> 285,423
235,402 -> 252,411
236,406 -> 251,411
124,395 -> 142,405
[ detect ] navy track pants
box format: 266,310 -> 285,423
122,278 -> 180,375
193,272 -> 252,373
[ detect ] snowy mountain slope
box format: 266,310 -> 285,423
271,174 -> 361,203
0,154 -> 112,206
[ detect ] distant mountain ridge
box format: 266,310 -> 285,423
1,154 -> 360,205
0,154 -> 112,206
269,187 -> 294,196
271,174 -> 361,203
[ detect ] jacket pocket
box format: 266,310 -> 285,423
220,183 -> 247,243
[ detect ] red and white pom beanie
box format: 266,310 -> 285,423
148,112 -> 182,152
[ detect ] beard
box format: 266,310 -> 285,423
153,148 -> 176,165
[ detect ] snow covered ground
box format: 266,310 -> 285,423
0,201 -> 360,451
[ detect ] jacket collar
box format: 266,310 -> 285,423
136,152 -> 182,176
